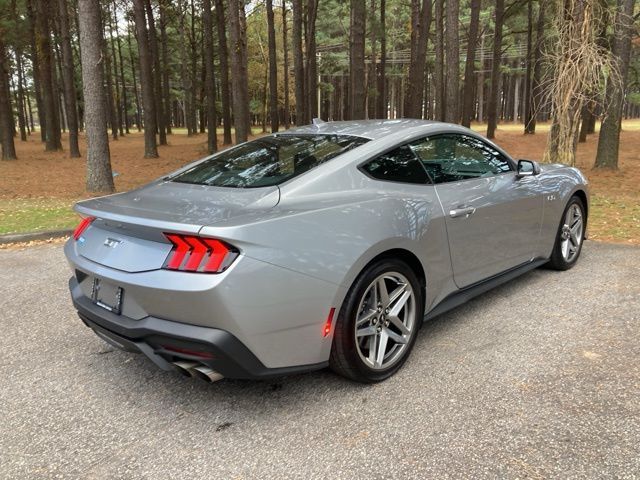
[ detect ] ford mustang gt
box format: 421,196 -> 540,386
65,119 -> 588,383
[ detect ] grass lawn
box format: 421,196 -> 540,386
0,199 -> 77,235
0,122 -> 638,243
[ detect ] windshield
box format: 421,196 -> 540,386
170,134 -> 369,188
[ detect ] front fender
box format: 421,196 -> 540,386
537,166 -> 589,258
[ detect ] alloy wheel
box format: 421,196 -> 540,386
354,272 -> 416,370
560,203 -> 584,263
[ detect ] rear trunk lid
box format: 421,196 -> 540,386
74,181 -> 279,272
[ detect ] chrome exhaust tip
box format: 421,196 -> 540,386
172,361 -> 200,377
191,365 -> 224,383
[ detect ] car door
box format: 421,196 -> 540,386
409,134 -> 544,289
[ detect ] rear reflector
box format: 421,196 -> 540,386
163,233 -> 238,273
73,216 -> 96,240
323,307 -> 336,337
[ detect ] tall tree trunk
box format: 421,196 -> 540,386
199,46 -> 206,134
132,0 -> 158,157
26,71 -> 35,133
486,0 -> 504,139
0,33 -> 16,160
292,0 -> 305,124
159,0 -> 171,134
35,0 -> 62,150
367,0 -> 377,118
257,31 -> 268,132
349,0 -> 366,120
526,1 -> 545,134
144,0 -> 166,145
228,0 -> 250,142
461,0 -> 480,127
56,0 -> 81,156
107,4 -> 123,137
523,0 -> 534,132
214,0 -> 232,143
127,24 -> 142,132
305,0 -> 319,122
114,2 -> 129,134
376,0 -> 387,119
434,0 -> 445,121
594,0 -> 635,169
282,3 -> 290,128
26,0 -> 46,143
102,18 -> 118,140
405,0 -> 432,119
179,0 -> 193,135
78,0 -> 114,192
203,0 -> 218,153
579,102 -> 592,142
54,49 -> 65,134
15,50 -> 28,142
189,0 -> 198,135
444,0 -> 459,122
266,0 -> 279,132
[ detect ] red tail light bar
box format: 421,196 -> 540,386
163,233 -> 238,273
73,216 -> 96,240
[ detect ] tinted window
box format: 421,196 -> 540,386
410,135 -> 512,184
171,134 -> 368,188
361,145 -> 430,184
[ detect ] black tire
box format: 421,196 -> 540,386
547,195 -> 586,271
329,258 -> 424,383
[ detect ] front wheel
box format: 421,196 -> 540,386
547,196 -> 586,270
329,259 -> 423,383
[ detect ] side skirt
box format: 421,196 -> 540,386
423,258 -> 548,322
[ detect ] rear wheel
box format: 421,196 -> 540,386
330,259 -> 423,383
548,196 -> 586,270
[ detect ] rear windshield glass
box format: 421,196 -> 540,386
170,134 -> 369,188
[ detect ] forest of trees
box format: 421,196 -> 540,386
0,0 -> 638,192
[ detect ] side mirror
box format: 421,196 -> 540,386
516,159 -> 541,178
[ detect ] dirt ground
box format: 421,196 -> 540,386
0,124 -> 638,243
0,131 -> 217,199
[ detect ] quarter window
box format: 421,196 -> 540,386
409,135 -> 512,184
361,145 -> 430,184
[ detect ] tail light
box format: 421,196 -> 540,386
73,216 -> 96,240
163,233 -> 238,273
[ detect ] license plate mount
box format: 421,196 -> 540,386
90,278 -> 124,315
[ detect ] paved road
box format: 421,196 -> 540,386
1,242 -> 638,479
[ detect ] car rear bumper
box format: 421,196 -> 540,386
70,278 -> 328,379
64,238 -> 347,370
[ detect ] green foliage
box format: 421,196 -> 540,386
628,92 -> 640,106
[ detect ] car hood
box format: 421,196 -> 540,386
75,180 -> 281,231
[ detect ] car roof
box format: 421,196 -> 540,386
280,119 -> 449,140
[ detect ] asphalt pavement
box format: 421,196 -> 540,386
0,241 -> 638,479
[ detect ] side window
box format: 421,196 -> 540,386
361,145 -> 430,184
410,135 -> 512,184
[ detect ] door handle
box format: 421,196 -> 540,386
449,207 -> 476,218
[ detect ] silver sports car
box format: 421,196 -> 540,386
65,119 -> 589,383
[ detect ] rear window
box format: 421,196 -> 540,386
170,134 -> 369,188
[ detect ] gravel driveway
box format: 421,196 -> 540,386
1,241 -> 638,479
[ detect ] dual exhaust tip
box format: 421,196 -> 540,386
172,361 -> 224,383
